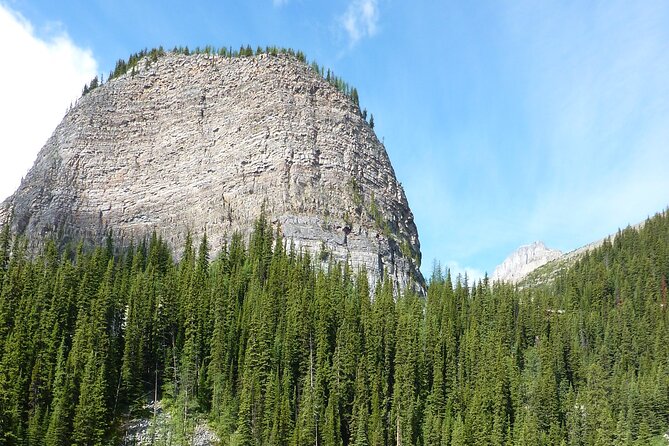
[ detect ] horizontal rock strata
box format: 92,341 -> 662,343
0,52 -> 424,290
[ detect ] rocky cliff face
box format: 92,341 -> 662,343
492,241 -> 562,284
0,52 -> 423,290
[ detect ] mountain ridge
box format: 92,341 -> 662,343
492,240 -> 562,284
494,218 -> 654,287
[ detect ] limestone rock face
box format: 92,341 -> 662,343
492,241 -> 562,284
0,52 -> 424,290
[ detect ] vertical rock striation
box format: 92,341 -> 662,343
0,52 -> 424,290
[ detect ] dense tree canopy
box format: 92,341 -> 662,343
0,211 -> 668,445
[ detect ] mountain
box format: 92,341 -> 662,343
0,51 -> 423,290
495,218 -> 652,286
492,240 -> 562,283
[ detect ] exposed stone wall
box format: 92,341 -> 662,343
0,52 -> 424,290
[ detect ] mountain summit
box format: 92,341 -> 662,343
492,241 -> 562,284
0,51 -> 423,289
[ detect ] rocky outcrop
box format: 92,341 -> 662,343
122,401 -> 218,445
0,52 -> 423,290
492,241 -> 562,284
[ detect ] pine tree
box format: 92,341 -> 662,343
44,339 -> 72,446
72,352 -> 107,445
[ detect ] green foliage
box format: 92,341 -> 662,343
367,193 -> 393,238
82,75 -> 100,96
348,178 -> 364,214
1,210 -> 669,444
108,46 -> 166,80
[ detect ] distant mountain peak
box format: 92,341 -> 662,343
492,241 -> 562,284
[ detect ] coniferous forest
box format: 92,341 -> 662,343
1,211 -> 668,445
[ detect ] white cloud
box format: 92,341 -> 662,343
0,4 -> 97,202
341,0 -> 379,45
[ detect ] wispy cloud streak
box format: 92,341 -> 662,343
341,0 -> 379,45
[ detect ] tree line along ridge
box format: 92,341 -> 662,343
81,45 -> 375,129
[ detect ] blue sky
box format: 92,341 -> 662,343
1,0 -> 668,280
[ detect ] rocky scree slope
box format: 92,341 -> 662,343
0,52 -> 423,290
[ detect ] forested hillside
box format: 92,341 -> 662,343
0,211 -> 668,445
